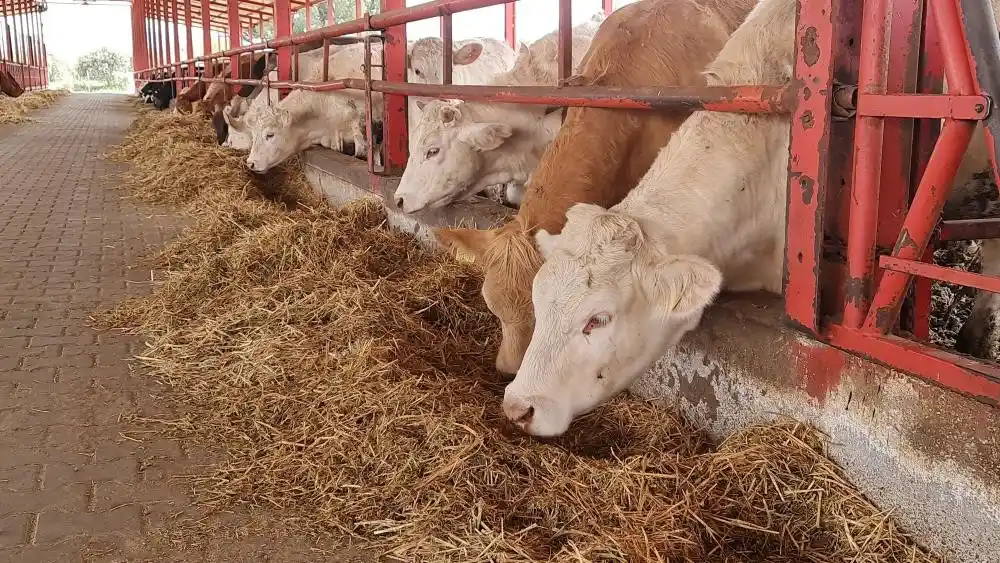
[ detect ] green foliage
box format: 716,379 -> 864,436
73,47 -> 130,91
243,0 -> 379,42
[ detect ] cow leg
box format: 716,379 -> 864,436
956,238 -> 1000,360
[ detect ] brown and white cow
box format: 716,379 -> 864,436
433,0 -> 757,374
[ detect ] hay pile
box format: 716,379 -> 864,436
105,106 -> 323,211
100,110 -> 940,561
0,88 -> 69,124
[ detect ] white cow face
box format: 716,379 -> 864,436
242,105 -> 306,174
407,38 -> 484,84
393,100 -> 512,213
503,204 -> 723,437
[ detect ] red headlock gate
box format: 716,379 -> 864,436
131,0 -> 1000,408
0,0 -> 48,93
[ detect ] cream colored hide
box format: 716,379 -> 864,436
392,18 -> 603,214
505,0 -> 1000,437
503,0 -> 796,437
226,43 -> 386,173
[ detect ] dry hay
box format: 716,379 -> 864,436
0,88 -> 69,124
104,107 -> 324,211
97,191 -> 940,561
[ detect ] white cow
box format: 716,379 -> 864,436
506,11 -> 605,86
226,42 -> 386,173
503,0 -> 1000,437
392,19 -> 605,214
502,0 -> 796,437
407,36 -> 518,87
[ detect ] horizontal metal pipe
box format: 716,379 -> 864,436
880,255 -> 1000,294
343,79 -> 795,113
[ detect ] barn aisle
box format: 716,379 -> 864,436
0,94 -> 368,561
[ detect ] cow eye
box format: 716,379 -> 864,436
414,69 -> 423,76
582,314 -> 611,335
265,133 -> 275,140
425,147 -> 440,159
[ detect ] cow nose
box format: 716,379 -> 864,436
394,196 -> 405,210
503,397 -> 535,427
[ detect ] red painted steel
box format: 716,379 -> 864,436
557,0 -> 571,82
603,0 -> 613,15
227,0 -> 240,81
356,0 -> 362,18
275,0 -> 292,95
201,0 -> 212,71
173,0 -> 182,89
844,0 -> 891,329
185,0 -> 194,60
441,13 -> 453,85
881,255 -> 1000,294
305,0 -> 312,29
827,324 -> 1000,405
382,0 -> 408,174
939,218 -> 1000,241
783,0 -> 837,332
858,93 -> 989,120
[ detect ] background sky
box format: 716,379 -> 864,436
38,0 -> 642,69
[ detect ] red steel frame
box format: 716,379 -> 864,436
129,0 -> 1000,408
0,0 -> 47,91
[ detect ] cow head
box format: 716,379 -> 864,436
393,99 -> 512,213
503,203 -> 722,437
407,37 -> 484,84
0,70 -> 24,97
435,218 -> 541,374
239,103 -> 317,173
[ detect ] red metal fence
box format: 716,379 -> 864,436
0,0 -> 48,92
131,0 -> 1000,408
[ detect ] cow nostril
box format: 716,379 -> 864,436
394,197 -> 405,210
517,405 -> 535,424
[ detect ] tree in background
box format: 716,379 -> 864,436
73,47 -> 130,92
242,0 -> 379,43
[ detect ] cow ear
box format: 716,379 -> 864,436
415,99 -> 428,111
454,42 -> 483,66
460,122 -> 512,151
434,227 -> 497,262
646,254 -> 723,318
535,229 -> 560,261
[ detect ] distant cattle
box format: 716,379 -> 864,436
0,69 -> 24,97
502,0 -> 791,437
207,52 -> 276,144
391,17 -> 608,214
434,0 -> 754,376
226,42 -> 386,173
138,72 -> 177,111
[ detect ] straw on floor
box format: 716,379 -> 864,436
0,88 -> 69,124
98,109 -> 942,562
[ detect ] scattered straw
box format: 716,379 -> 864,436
0,88 -> 69,124
99,108 -> 942,562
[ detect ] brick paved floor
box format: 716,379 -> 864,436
0,94 -> 372,563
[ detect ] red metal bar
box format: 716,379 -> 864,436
505,1 -> 515,49
603,0 -> 613,15
275,0 -> 292,96
863,119 -> 977,333
228,0 -> 241,81
349,80 -> 795,112
784,0 -> 837,332
305,0 -> 312,29
382,0 -> 408,175
881,255 -> 1000,294
173,0 -> 182,89
201,0 -> 212,68
938,0 -> 975,95
827,324 -> 1000,405
441,13 -> 452,85
557,0 -> 571,82
940,218 -> 1000,241
259,16 -> 265,39
356,0 -> 362,18
844,0 -> 891,328
857,93 -> 988,119
184,0 -> 194,60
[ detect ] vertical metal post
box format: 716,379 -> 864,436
382,0 -> 408,174
603,0 -> 613,15
227,0 -> 241,82
184,0 -> 194,61
356,0 -> 362,18
305,0 -> 312,29
505,1 -> 515,49
557,0 -> 571,82
784,0 -> 837,332
258,16 -> 264,40
844,0 -> 891,328
200,0 -> 211,71
172,0 -> 181,88
441,13 -> 452,85
275,0 -> 292,96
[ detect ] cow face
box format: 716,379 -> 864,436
407,37 -> 484,85
502,203 -> 722,437
393,100 -> 512,214
242,105 -> 307,174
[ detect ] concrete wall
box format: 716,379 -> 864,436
302,148 -> 1000,563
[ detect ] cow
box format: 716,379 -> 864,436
501,0 -> 795,437
226,42 -> 387,173
505,11 -> 605,87
391,17 -> 609,214
173,61 -> 226,114
206,52 -> 276,144
0,69 -> 25,97
433,0 -> 755,376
